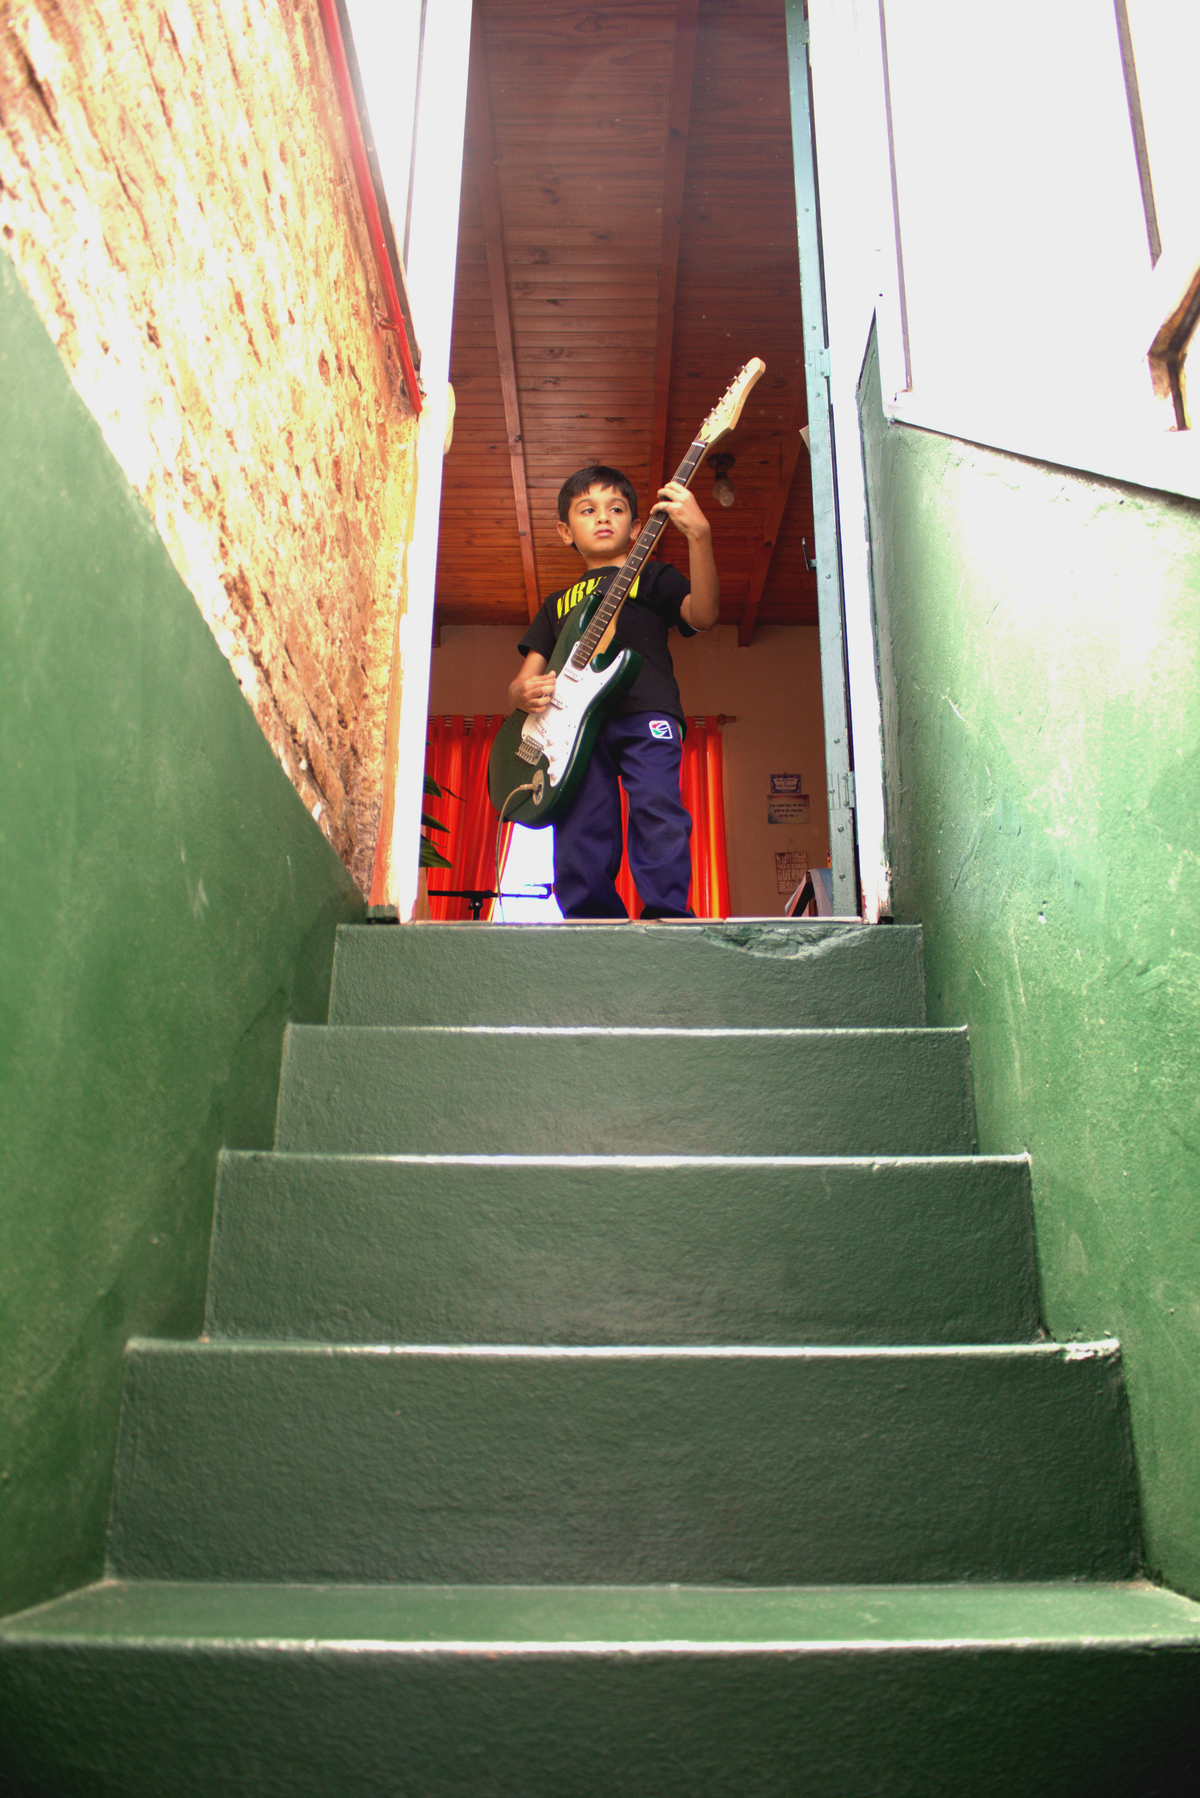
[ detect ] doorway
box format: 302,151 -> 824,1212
420,0 -> 849,918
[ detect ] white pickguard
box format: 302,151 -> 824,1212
518,658 -> 628,786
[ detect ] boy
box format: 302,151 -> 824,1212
508,464 -> 719,919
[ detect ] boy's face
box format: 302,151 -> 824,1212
556,483 -> 639,566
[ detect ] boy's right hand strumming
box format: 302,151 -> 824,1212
508,652 -> 556,714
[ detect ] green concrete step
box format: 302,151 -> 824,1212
4,1582 -> 1197,1796
107,1340 -> 1138,1586
329,920 -> 927,1028
207,1152 -> 1040,1346
274,1026 -> 976,1157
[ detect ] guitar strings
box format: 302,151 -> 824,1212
571,440 -> 708,669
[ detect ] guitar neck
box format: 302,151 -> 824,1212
569,439 -> 709,669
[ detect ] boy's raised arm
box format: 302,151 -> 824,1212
653,483 -> 720,630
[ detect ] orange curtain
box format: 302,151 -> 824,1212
617,716 -> 730,919
424,716 -> 505,921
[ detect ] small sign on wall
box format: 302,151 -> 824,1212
769,777 -> 810,827
776,850 -> 808,895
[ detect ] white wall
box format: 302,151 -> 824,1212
809,0 -> 1200,501
428,624 -> 830,917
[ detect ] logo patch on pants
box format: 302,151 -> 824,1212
649,719 -> 673,740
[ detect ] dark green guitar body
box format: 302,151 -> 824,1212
487,590 -> 643,829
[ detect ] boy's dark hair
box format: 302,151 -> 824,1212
557,464 -> 639,524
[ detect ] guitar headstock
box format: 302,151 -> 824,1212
697,357 -> 767,446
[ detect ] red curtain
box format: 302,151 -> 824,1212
682,717 -> 732,917
617,716 -> 730,919
423,716 -> 505,921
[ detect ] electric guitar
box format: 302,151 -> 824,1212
487,356 -> 766,828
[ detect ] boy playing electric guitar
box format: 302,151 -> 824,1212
508,464 -> 719,919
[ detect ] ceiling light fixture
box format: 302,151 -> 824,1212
708,452 -> 736,508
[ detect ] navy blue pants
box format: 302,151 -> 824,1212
553,712 -> 693,919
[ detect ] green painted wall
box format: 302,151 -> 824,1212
859,331 -> 1200,1598
0,251 -> 364,1619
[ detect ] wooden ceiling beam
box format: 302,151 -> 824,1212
738,404 -> 809,647
467,5 -> 541,620
647,0 -> 700,505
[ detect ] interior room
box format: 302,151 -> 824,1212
423,0 -> 828,920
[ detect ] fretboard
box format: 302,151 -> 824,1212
569,440 -> 709,669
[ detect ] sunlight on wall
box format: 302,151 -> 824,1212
1126,0 -> 1200,254
810,0 -> 1200,501
343,1 -> 424,259
881,0 -> 1149,427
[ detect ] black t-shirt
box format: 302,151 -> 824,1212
517,559 -> 694,722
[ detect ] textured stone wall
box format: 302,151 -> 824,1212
0,0 -> 418,885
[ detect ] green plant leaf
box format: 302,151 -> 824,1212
424,772 -> 460,800
419,836 -> 454,870
421,811 -> 449,833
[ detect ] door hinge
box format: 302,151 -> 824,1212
828,769 -> 856,812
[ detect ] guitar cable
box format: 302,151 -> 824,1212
493,772 -> 546,924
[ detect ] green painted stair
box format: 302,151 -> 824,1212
4,1581 -> 1198,1798
106,1340 -> 1138,1586
207,1151 -> 1041,1344
328,918 -> 927,1027
3,919 -> 1198,1795
275,1024 -> 976,1157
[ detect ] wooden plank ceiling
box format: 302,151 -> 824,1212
434,0 -> 816,639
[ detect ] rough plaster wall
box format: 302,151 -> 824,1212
0,0 -> 418,886
859,331 -> 1200,1600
